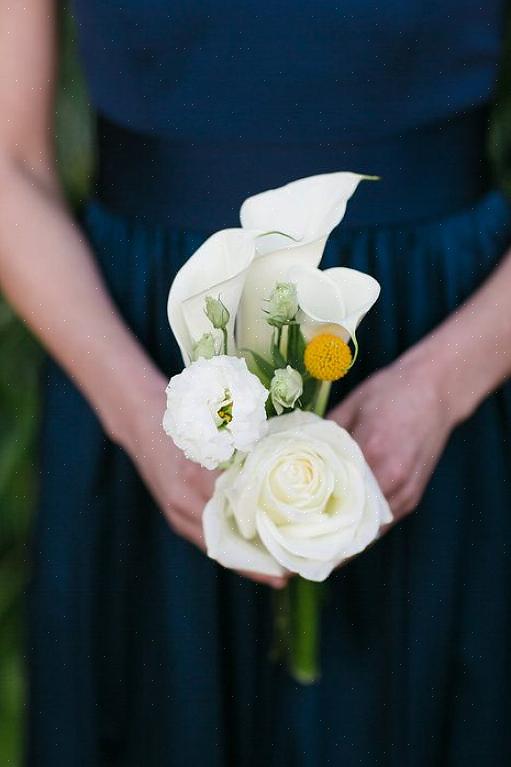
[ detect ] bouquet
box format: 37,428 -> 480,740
163,172 -> 392,683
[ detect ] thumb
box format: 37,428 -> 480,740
196,466 -> 220,501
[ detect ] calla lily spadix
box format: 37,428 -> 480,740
167,172 -> 379,366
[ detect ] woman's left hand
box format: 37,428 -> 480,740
329,347 -> 461,523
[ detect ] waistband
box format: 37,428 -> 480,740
94,108 -> 492,231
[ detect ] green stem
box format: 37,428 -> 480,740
284,366 -> 330,683
222,327 -> 228,355
314,380 -> 332,417
289,577 -> 322,684
278,326 -> 283,349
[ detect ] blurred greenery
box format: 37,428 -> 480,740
0,8 -> 92,766
0,7 -> 510,767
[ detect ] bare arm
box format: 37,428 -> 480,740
0,1 -> 286,588
426,249 -> 511,420
0,1 -> 159,443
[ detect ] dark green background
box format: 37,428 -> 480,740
0,9 -> 510,766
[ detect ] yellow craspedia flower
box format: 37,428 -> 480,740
304,333 -> 352,381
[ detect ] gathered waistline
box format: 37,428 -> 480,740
94,108 -> 492,231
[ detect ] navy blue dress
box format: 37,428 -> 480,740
29,2 -> 511,765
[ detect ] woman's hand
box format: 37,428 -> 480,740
121,372 -> 288,589
330,345 -> 463,523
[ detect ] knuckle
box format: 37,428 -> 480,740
394,488 -> 419,517
404,490 -> 420,514
386,460 -> 406,488
364,432 -> 385,461
166,489 -> 180,510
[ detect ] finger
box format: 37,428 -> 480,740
328,392 -> 360,431
236,569 -> 290,589
166,508 -> 206,552
171,485 -> 209,523
178,460 -> 219,502
387,484 -> 419,521
195,468 -> 219,500
359,447 -> 407,498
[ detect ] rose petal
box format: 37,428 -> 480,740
256,511 -> 336,581
203,491 -> 285,576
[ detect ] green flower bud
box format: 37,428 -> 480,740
191,332 -> 222,361
205,295 -> 230,330
265,282 -> 299,327
270,365 -> 303,415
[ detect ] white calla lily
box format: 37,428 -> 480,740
237,172 -> 371,356
167,228 -> 257,364
286,263 -> 381,347
239,171 -> 370,245
167,172 -> 374,365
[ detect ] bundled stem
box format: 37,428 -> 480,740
270,316 -> 332,684
289,578 -> 323,684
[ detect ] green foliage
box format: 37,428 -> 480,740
0,7 -> 92,765
0,305 -> 41,766
489,12 -> 511,196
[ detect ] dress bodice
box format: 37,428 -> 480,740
71,0 -> 506,142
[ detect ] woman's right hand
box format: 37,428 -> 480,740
0,0 -> 285,591
120,371 -> 288,589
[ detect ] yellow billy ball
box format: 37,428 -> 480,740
304,333 -> 353,381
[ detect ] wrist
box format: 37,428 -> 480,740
97,356 -> 167,451
400,331 -> 483,427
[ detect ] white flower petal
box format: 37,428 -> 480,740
256,511 -> 335,582
203,492 -> 285,576
162,356 -> 268,469
236,238 -> 327,359
236,172 -> 369,358
240,171 -> 368,244
323,266 -> 381,340
167,229 -> 257,364
287,264 -> 380,342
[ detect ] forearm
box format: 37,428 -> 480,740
0,154 -> 164,445
403,247 -> 511,423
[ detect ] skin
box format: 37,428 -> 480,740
331,265 -> 511,523
0,1 -> 283,589
1,3 -> 511,589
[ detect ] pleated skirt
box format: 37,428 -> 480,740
29,189 -> 511,766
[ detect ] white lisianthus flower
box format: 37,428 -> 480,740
203,410 -> 392,580
163,356 -> 269,470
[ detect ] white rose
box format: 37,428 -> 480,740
163,356 -> 269,470
203,409 -> 392,581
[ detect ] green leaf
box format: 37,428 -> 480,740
242,349 -> 275,388
301,376 -> 321,410
272,344 -> 287,369
287,323 -> 307,373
